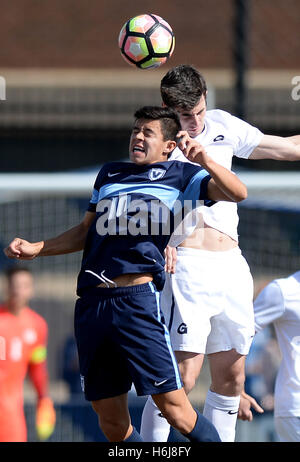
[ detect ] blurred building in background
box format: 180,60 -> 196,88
0,0 -> 299,172
0,0 -> 299,441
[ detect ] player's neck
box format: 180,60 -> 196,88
6,300 -> 26,316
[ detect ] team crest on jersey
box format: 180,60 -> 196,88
148,168 -> 166,181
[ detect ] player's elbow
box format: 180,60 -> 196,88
235,185 -> 248,202
228,185 -> 247,202
288,148 -> 300,161
208,181 -> 247,202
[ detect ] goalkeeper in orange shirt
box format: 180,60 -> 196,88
0,266 -> 56,442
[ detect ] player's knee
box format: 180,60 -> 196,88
228,369 -> 245,393
98,416 -> 130,441
214,368 -> 245,395
91,403 -> 130,441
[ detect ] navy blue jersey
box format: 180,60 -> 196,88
76,160 -> 212,295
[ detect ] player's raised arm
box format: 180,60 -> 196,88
249,134 -> 300,160
286,135 -> 300,145
177,131 -> 247,202
205,163 -> 247,202
4,211 -> 96,260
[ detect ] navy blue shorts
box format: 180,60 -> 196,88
74,282 -> 182,401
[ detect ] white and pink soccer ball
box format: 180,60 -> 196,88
118,14 -> 175,70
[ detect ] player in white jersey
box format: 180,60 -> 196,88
140,64 -> 300,442
239,271 -> 300,442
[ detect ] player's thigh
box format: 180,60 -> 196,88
161,254 -> 216,355
114,284 -> 183,397
74,295 -> 132,401
175,351 -> 204,393
208,349 -> 246,392
205,251 -> 255,356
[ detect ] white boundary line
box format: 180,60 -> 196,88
0,171 -> 299,193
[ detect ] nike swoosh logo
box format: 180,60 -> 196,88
154,379 -> 168,387
108,172 -> 120,177
228,410 -> 238,415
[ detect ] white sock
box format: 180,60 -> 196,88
203,389 -> 240,442
140,396 -> 171,442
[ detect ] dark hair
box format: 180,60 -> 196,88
160,64 -> 207,111
5,266 -> 32,281
134,106 -> 181,141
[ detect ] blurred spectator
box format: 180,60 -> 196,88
239,271 -> 300,442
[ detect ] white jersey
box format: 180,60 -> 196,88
169,109 -> 263,242
254,271 -> 300,417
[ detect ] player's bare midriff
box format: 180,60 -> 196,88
96,273 -> 153,288
179,222 -> 238,251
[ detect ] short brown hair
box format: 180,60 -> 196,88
134,105 -> 181,141
160,64 -> 207,111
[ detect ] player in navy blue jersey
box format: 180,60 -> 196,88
4,106 -> 247,442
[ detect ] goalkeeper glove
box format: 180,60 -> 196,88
36,397 -> 56,441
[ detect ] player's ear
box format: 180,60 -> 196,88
161,101 -> 167,108
164,140 -> 177,154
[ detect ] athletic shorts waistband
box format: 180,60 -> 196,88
78,281 -> 157,298
176,246 -> 242,259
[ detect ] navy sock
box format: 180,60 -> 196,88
124,426 -> 144,442
183,410 -> 221,442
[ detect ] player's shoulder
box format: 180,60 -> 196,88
93,162 -> 129,187
95,162 -> 120,177
101,161 -> 130,172
206,109 -> 237,126
0,304 -> 11,318
205,109 -> 258,144
290,270 -> 300,283
275,271 -> 300,294
167,160 -> 207,186
168,159 -> 202,172
23,307 -> 47,330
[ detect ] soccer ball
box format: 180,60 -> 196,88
118,14 -> 175,70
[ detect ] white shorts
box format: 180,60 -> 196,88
161,246 -> 255,355
275,416 -> 300,442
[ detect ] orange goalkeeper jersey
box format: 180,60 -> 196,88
0,304 -> 47,442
